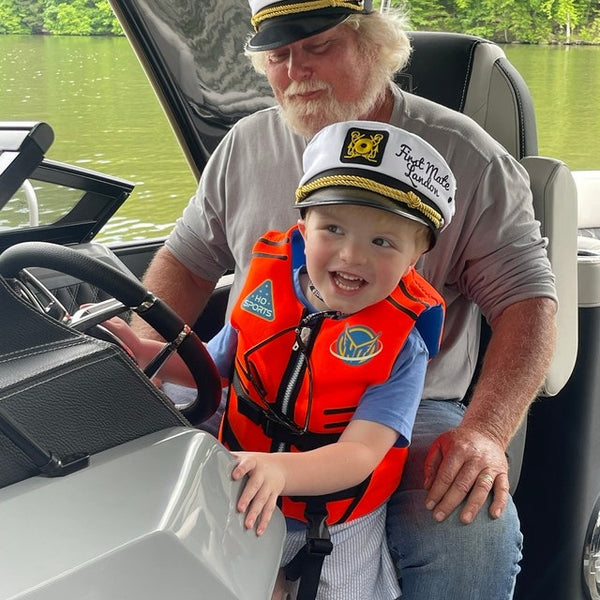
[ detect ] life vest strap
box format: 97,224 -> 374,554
232,372 -> 340,450
284,503 -> 333,600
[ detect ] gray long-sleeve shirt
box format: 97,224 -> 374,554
166,85 -> 557,402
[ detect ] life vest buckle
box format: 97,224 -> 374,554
263,412 -> 280,438
305,506 -> 333,557
306,536 -> 333,556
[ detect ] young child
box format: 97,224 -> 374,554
102,120 -> 455,599
210,120 -> 456,599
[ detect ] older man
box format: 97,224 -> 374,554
137,1 -> 557,597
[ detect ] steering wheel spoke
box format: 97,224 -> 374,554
11,268 -> 70,323
69,298 -> 129,331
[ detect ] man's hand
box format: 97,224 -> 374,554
100,316 -> 146,361
422,297 -> 557,525
423,426 -> 510,524
100,315 -> 195,387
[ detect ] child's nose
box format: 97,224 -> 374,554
339,241 -> 366,265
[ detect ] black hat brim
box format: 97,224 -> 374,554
246,13 -> 350,52
296,187 -> 437,234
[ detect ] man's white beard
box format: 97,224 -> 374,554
277,72 -> 389,139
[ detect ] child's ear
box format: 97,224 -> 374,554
297,218 -> 307,239
404,252 -> 423,276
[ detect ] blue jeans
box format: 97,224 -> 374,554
386,399 -> 523,599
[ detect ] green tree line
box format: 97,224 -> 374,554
383,0 -> 600,42
0,0 -> 121,35
1,0 -> 599,43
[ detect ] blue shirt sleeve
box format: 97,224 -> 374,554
352,327 -> 429,448
206,322 -> 238,380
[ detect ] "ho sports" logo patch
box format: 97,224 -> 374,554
241,280 -> 275,321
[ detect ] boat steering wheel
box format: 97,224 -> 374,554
0,241 -> 221,425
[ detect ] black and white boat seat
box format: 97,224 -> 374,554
399,31 -> 538,160
574,171 -> 600,310
400,31 -> 578,399
396,32 -> 578,491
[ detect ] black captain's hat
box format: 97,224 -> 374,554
246,0 -> 374,52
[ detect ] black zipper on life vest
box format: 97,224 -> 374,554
272,310 -> 339,452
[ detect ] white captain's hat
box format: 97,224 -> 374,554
295,121 -> 456,244
246,0 -> 373,52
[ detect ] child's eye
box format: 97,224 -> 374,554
326,224 -> 343,234
373,237 -> 392,247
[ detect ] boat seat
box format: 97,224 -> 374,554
396,32 -> 578,488
521,156 -> 578,395
573,171 -> 600,310
399,32 -> 538,160
398,32 -> 578,396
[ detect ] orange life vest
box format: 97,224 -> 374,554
220,226 -> 445,525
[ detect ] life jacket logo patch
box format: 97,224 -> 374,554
330,324 -> 383,365
241,280 -> 275,321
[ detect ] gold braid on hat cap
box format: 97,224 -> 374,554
296,174 -> 443,229
252,1 -> 365,30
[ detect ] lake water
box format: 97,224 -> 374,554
1,35 -> 599,242
504,44 -> 600,170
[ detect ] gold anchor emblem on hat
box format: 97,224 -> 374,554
344,131 -> 385,163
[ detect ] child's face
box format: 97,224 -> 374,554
298,204 -> 429,314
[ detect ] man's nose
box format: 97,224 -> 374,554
287,49 -> 312,80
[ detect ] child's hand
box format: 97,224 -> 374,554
231,452 -> 286,536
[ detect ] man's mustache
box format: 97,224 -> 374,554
284,80 -> 331,98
